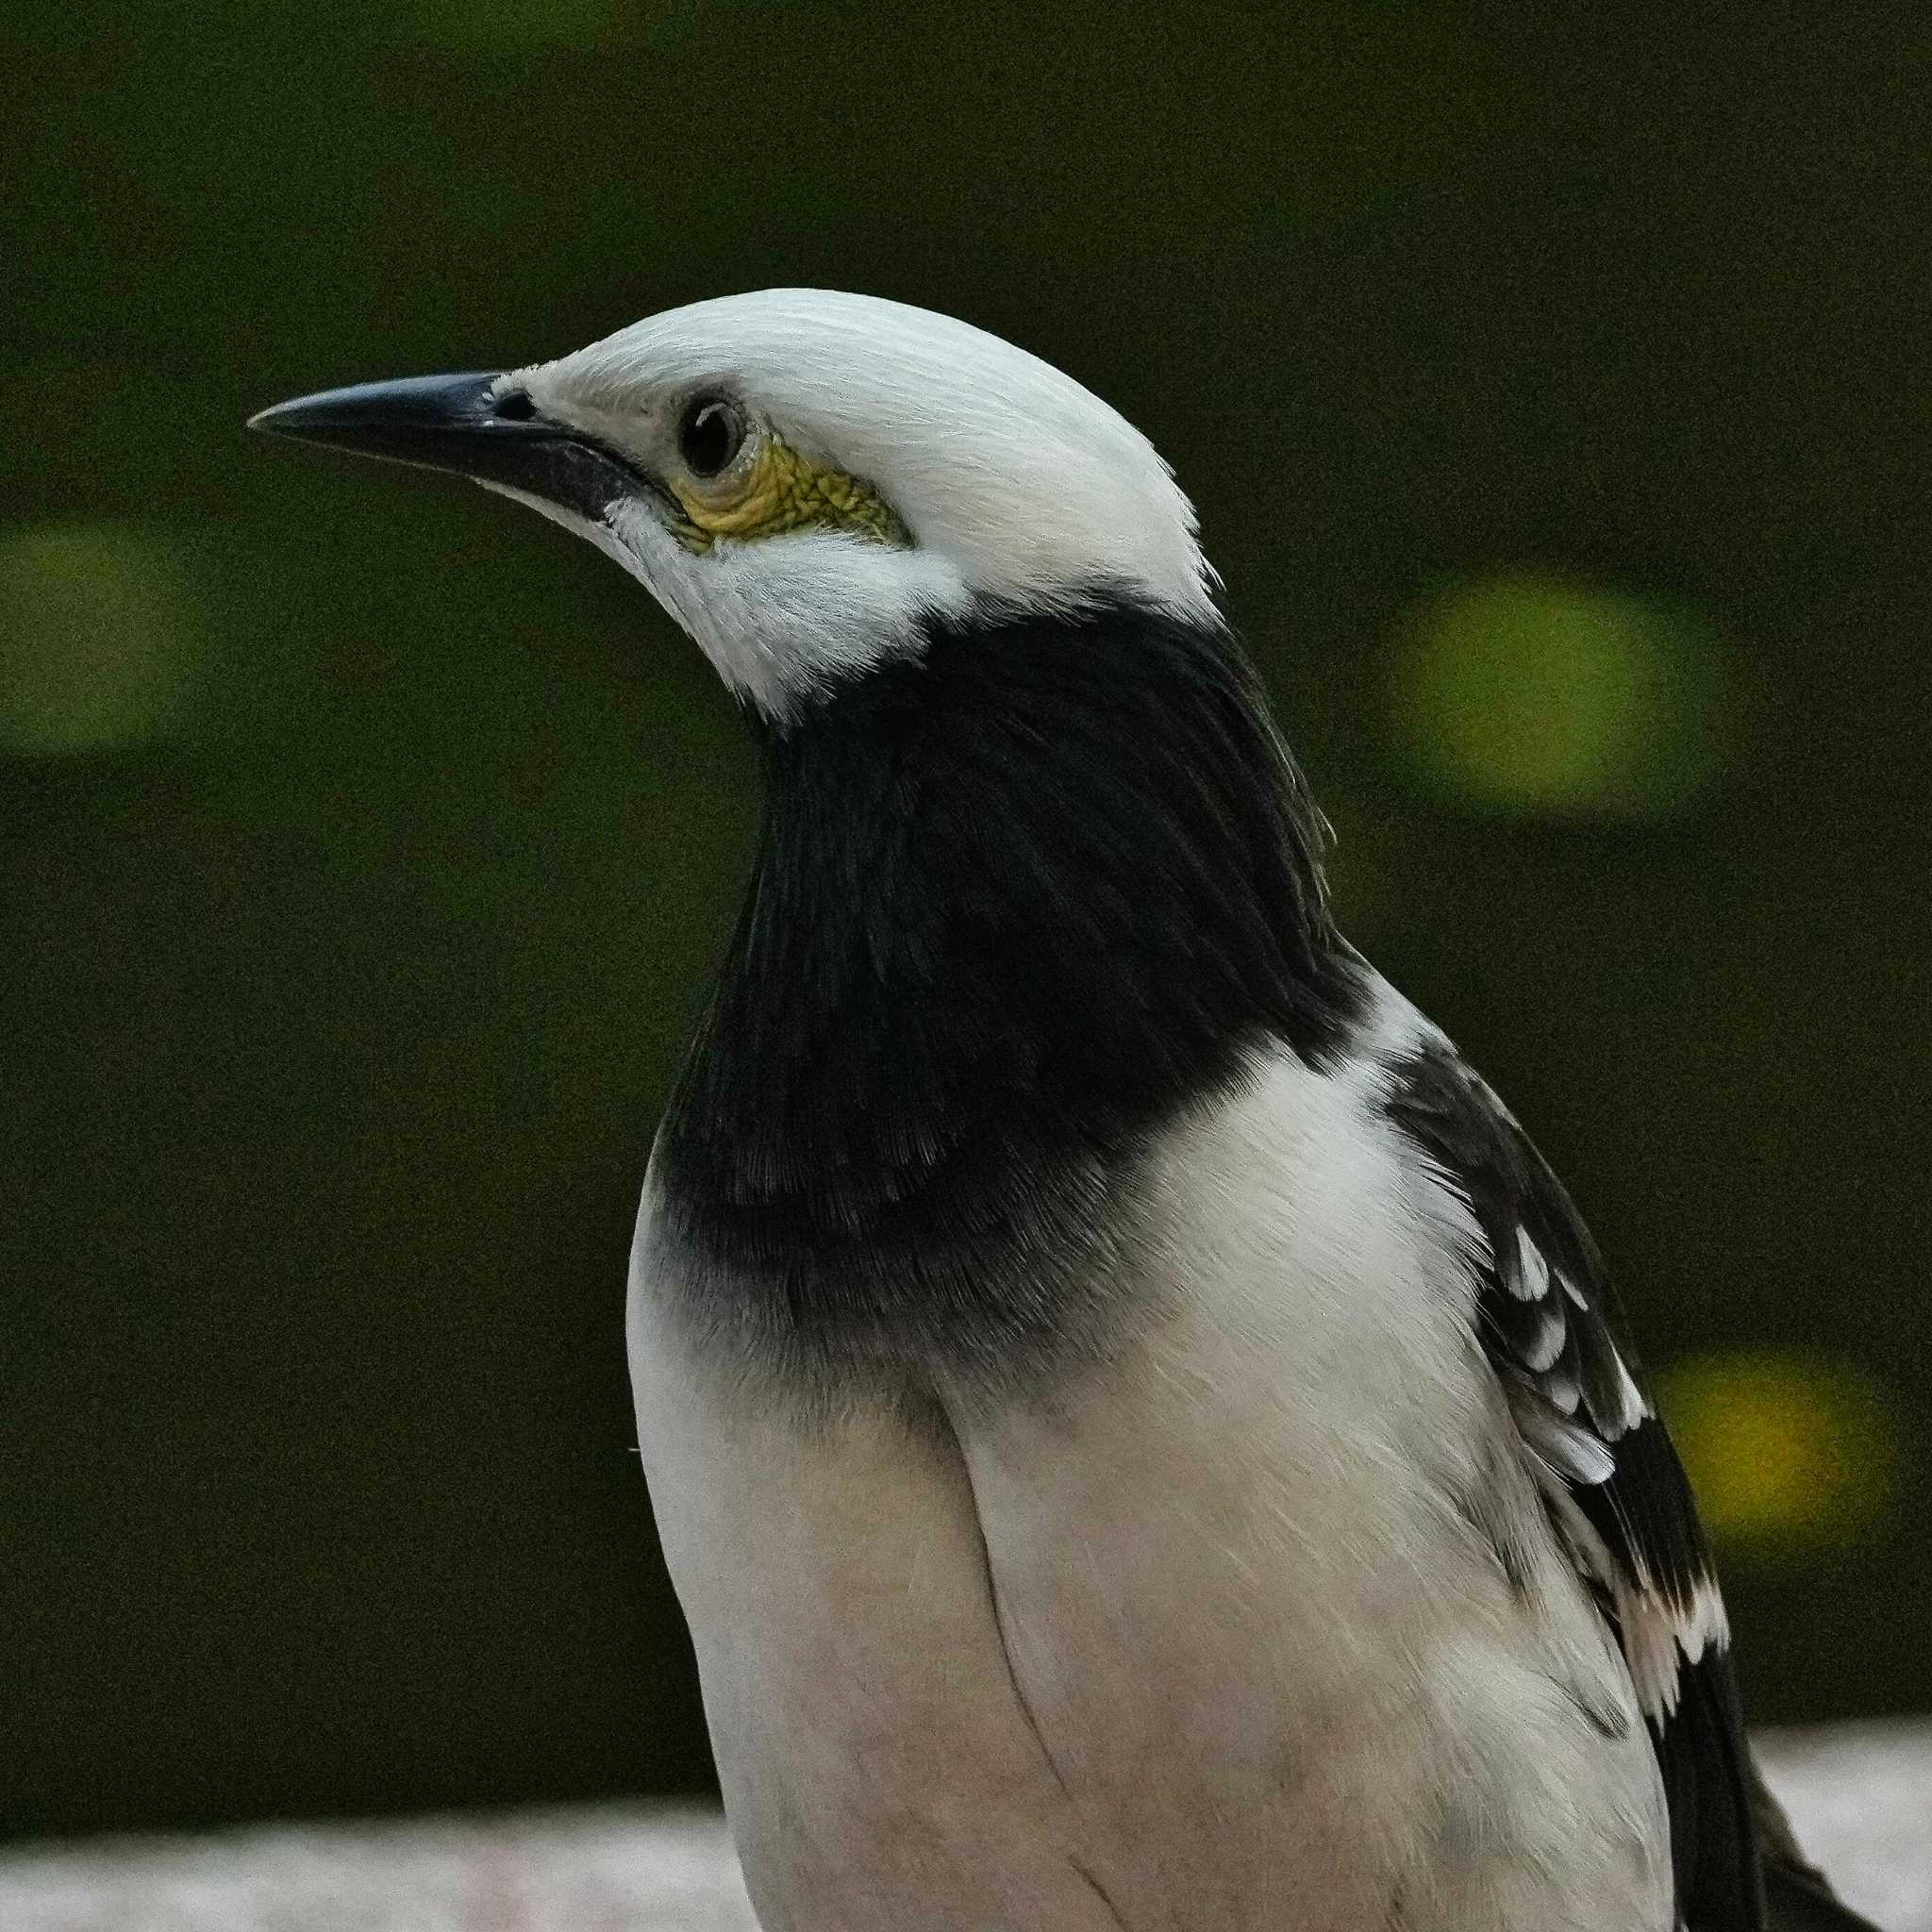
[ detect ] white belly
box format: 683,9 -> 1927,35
628,1041 -> 1671,1931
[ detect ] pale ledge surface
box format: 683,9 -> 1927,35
4,1724 -> 1924,1931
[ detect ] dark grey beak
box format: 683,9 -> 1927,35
247,373 -> 644,524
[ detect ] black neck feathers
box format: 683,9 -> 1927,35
651,597 -> 1363,1386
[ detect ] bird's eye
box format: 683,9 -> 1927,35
493,389 -> 536,423
679,396 -> 747,479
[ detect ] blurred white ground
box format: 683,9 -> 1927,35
4,1723 -> 1926,1931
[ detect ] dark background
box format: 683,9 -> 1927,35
5,0 -> 1926,1841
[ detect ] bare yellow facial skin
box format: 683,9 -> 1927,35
669,433 -> 908,554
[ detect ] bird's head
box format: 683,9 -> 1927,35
251,289 -> 1218,721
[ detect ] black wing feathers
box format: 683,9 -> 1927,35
1382,1034 -> 1874,1932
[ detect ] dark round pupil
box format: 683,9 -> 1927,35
681,400 -> 741,476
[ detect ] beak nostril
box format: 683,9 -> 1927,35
493,389 -> 536,423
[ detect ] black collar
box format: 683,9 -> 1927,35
650,594 -> 1366,1391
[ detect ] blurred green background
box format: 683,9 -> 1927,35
5,0 -> 1926,1843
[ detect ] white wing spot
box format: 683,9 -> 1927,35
1613,1356 -> 1651,1434
1544,1364 -> 1582,1415
1522,1305 -> 1567,1373
1512,1227 -> 1552,1302
1513,1391 -> 1617,1485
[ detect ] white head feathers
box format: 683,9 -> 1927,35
505,289 -> 1218,717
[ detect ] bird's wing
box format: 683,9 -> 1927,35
1383,1031 -> 1874,1932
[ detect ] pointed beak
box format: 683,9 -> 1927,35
247,372 -> 645,524
249,371 -> 504,458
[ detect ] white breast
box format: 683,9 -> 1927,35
627,1024 -> 1671,1932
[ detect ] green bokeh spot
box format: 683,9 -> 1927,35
1657,1353 -> 1898,1552
1389,576 -> 1729,819
0,520 -> 207,758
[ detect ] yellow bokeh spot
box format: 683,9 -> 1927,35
0,519 -> 206,756
1657,1353 -> 1897,1549
1388,575 -> 1728,819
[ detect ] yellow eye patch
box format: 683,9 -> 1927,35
669,433 -> 908,554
